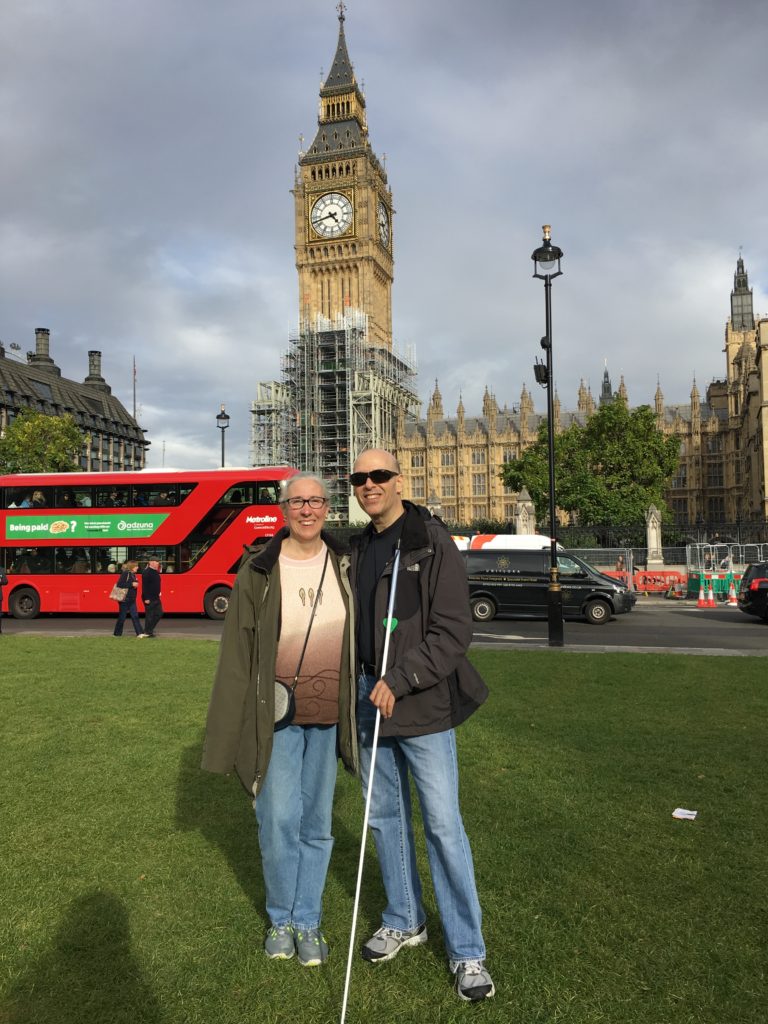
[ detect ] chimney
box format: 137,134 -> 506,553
84,349 -> 111,393
28,327 -> 61,375
36,328 -> 51,360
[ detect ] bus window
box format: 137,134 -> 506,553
8,489 -> 33,508
57,488 -> 78,508
55,548 -> 77,572
221,481 -> 279,505
223,485 -> 251,504
96,487 -> 128,508
257,482 -> 280,504
9,548 -> 53,573
55,487 -> 94,507
70,549 -> 93,573
30,488 -> 53,508
133,485 -> 182,507
132,546 -> 176,570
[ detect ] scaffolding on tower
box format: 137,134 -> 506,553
250,381 -> 294,468
253,309 -> 419,523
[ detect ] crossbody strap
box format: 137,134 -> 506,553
289,548 -> 330,692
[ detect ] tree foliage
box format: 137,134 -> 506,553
501,402 -> 680,527
0,410 -> 84,474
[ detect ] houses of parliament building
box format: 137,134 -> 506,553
397,255 -> 768,529
256,8 -> 768,529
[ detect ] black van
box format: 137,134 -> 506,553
464,548 -> 635,624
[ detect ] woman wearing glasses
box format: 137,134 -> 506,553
202,472 -> 357,967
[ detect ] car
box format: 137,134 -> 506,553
464,546 -> 635,625
737,561 -> 768,622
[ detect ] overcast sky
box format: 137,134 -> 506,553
2,0 -> 767,468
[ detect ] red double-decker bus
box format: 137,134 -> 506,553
0,467 -> 297,619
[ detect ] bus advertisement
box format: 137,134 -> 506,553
0,467 -> 297,619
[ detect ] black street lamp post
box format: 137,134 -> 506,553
216,403 -> 230,468
532,225 -> 564,647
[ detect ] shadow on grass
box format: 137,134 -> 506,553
174,737 -> 266,916
0,891 -> 162,1024
174,735 -> 390,942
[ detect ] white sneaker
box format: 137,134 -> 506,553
361,923 -> 427,963
452,959 -> 495,1001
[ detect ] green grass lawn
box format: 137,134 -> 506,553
1,638 -> 766,1024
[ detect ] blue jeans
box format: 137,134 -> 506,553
113,602 -> 142,636
357,674 -> 486,962
254,724 -> 338,931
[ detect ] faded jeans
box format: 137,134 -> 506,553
254,723 -> 338,931
357,673 -> 486,962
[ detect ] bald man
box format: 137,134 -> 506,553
349,448 -> 494,1002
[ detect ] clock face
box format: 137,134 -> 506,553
377,199 -> 390,247
310,192 -> 353,238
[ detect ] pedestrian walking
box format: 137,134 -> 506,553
112,560 -> 143,637
140,559 -> 163,637
201,472 -> 357,967
349,448 -> 494,1002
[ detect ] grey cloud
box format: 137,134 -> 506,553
2,0 -> 767,467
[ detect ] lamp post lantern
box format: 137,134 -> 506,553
216,403 -> 230,467
531,225 -> 564,647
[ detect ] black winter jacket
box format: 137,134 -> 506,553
350,502 -> 488,737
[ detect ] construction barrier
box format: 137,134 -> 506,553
631,570 -> 687,594
686,571 -> 743,600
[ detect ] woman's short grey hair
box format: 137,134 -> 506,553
279,472 -> 330,504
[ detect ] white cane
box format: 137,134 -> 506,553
340,545 -> 401,1024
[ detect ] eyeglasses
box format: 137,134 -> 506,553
349,469 -> 399,487
284,496 -> 328,510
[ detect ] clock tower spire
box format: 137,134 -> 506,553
253,9 -> 418,522
294,4 -> 393,349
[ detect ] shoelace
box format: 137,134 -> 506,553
456,960 -> 484,976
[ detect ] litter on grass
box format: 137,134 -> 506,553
672,808 -> 698,820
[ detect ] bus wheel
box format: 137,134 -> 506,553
204,586 -> 231,620
585,599 -> 610,624
471,597 -> 496,622
10,587 -> 41,619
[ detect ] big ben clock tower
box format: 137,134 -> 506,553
293,2 -> 393,350
252,4 -> 418,521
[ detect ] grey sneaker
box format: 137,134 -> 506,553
264,924 -> 295,960
295,928 -> 328,966
452,959 -> 495,1001
361,923 -> 427,963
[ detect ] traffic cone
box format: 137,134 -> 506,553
706,579 -> 717,608
727,580 -> 738,606
696,580 -> 708,608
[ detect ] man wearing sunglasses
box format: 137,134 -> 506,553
349,448 -> 494,1002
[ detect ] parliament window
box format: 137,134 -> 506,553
440,451 -> 455,467
471,450 -> 486,465
441,475 -> 455,497
411,453 -> 425,468
472,473 -> 486,496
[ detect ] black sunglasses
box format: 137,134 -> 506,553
349,469 -> 399,486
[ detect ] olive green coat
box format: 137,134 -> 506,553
201,529 -> 358,795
